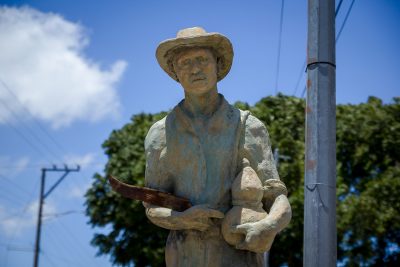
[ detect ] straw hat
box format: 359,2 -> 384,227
156,27 -> 233,82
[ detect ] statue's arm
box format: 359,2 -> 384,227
263,194 -> 291,233
233,194 -> 291,253
235,114 -> 292,252
239,114 -> 290,208
144,203 -> 224,231
144,204 -> 184,230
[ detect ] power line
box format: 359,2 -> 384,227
0,113 -> 53,164
56,220 -> 96,265
3,178 -> 40,267
0,191 -> 27,206
6,246 -> 34,253
335,0 -> 345,17
42,210 -> 84,219
336,0 -> 356,43
0,77 -> 69,156
44,223 -> 92,267
0,97 -> 64,164
299,0 -> 356,98
292,61 -> 306,96
0,78 -> 87,172
294,0 -> 345,96
274,0 -> 285,94
0,173 -> 32,195
41,247 -> 87,267
0,162 -> 104,170
41,251 -> 57,267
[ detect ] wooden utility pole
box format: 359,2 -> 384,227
304,0 -> 336,266
33,165 -> 80,267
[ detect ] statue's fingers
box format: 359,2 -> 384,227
206,209 -> 224,219
244,232 -> 252,244
230,224 -> 248,234
193,221 -> 210,231
236,240 -> 250,251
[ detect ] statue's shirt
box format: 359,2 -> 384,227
145,94 -> 282,267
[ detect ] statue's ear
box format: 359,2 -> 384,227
167,55 -> 179,82
216,56 -> 225,75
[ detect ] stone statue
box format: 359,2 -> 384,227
143,27 -> 292,267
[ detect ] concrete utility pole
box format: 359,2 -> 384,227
304,0 -> 336,266
33,165 -> 80,267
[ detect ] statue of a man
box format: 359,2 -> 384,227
144,27 -> 292,267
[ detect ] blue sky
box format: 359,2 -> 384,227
0,1 -> 399,266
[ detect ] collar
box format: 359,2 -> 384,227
172,94 -> 234,135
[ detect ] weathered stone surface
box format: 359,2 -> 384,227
143,27 -> 292,266
231,159 -> 264,204
222,159 -> 268,246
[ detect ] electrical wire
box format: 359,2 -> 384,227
44,222 -> 93,267
335,0 -> 345,17
336,0 -> 356,43
42,248 -> 87,267
0,176 -> 28,202
56,219 -> 96,263
294,0 -> 346,96
0,162 -> 104,170
0,174 -> 32,195
0,191 -> 26,206
0,96 -> 64,163
0,112 -> 53,164
299,0 -> 356,98
42,210 -> 84,219
2,178 -> 40,267
274,0 -> 285,94
41,251 -> 58,267
292,61 -> 307,96
0,77 -> 86,169
0,78 -> 69,156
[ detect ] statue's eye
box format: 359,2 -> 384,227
178,59 -> 191,69
197,57 -> 208,65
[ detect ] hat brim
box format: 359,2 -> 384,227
156,32 -> 233,82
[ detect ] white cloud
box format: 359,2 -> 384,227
0,156 -> 30,177
0,200 -> 56,236
13,157 -> 30,175
0,6 -> 127,128
68,180 -> 92,199
63,153 -> 102,199
63,153 -> 95,169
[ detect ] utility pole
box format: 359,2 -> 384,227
304,0 -> 336,266
33,165 -> 80,267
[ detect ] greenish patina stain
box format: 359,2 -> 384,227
144,27 -> 292,267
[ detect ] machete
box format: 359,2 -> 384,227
108,175 -> 192,212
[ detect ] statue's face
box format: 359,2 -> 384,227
173,48 -> 218,96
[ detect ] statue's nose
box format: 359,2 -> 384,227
191,64 -> 201,74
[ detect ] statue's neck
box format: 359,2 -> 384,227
183,87 -> 220,117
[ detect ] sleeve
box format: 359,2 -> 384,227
238,114 -> 288,210
144,117 -> 173,192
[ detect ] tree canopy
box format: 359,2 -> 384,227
85,94 -> 400,266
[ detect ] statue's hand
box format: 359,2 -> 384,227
232,218 -> 278,253
179,204 -> 224,232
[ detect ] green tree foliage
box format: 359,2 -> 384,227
85,112 -> 168,267
336,97 -> 400,266
85,95 -> 400,266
